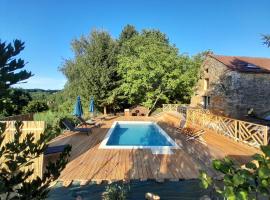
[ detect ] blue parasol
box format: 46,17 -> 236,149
73,96 -> 83,117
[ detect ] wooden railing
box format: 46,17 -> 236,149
186,109 -> 269,148
0,121 -> 45,179
1,113 -> 34,121
162,104 -> 180,112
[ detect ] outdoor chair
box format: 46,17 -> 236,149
185,129 -> 206,145
176,117 -> 186,132
62,119 -> 92,136
76,116 -> 96,127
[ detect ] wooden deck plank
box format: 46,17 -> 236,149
93,149 -> 113,180
142,150 -> 154,180
63,132 -> 103,181
58,140 -> 95,180
131,149 -> 139,180
44,115 -> 261,183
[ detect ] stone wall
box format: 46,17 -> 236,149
190,56 -> 270,119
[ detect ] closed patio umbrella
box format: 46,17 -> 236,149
89,96 -> 94,116
73,96 -> 83,117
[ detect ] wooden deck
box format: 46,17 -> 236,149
45,115 -> 260,185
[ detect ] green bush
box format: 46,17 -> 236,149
0,121 -> 71,199
34,111 -> 79,139
102,183 -> 129,200
0,89 -> 32,117
23,100 -> 49,113
199,145 -> 270,200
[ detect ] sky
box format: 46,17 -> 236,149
1,0 -> 270,90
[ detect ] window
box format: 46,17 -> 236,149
204,78 -> 209,90
203,96 -> 210,109
246,63 -> 259,69
205,68 -> 209,73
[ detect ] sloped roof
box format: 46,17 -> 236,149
209,54 -> 270,73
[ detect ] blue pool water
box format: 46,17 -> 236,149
106,122 -> 173,146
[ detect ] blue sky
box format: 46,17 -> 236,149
1,0 -> 270,90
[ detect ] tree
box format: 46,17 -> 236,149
22,100 -> 49,114
60,30 -> 119,114
0,40 -> 32,97
118,24 -> 138,46
0,40 -> 32,115
0,121 -> 71,199
0,89 -> 32,117
262,34 -> 270,48
59,26 -> 205,115
117,29 -> 202,114
199,145 -> 270,199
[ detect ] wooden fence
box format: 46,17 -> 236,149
0,121 -> 46,179
186,108 -> 269,148
1,113 -> 34,121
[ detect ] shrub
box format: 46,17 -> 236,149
0,89 -> 32,117
34,111 -> 79,139
23,100 -> 49,113
102,183 -> 129,200
0,121 -> 71,199
199,145 -> 270,199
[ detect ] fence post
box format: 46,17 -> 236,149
234,120 -> 238,140
264,126 -> 268,145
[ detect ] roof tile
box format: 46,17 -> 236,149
209,54 -> 270,73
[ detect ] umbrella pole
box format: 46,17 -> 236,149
103,106 -> 107,116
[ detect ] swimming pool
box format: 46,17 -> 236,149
99,121 -> 179,153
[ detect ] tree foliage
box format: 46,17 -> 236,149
60,26 -> 204,114
199,145 -> 270,200
60,30 -> 119,112
117,29 -> 202,113
0,40 -> 32,116
0,40 -> 32,97
0,121 -> 71,199
118,24 -> 138,46
102,183 -> 129,200
22,100 -> 49,114
262,34 -> 270,48
0,89 -> 32,117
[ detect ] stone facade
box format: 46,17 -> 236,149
190,56 -> 270,119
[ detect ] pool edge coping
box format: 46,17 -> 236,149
98,121 -> 180,151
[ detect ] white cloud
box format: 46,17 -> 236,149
13,76 -> 67,90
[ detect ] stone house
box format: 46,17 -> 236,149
190,54 -> 270,119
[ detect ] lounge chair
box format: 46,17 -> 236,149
76,116 -> 96,126
175,117 -> 186,132
62,119 -> 92,135
44,144 -> 70,155
78,116 -> 102,128
186,129 -> 206,144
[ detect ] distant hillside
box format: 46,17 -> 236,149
23,89 -> 60,100
25,89 -> 60,93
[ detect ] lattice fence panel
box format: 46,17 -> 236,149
186,108 -> 269,148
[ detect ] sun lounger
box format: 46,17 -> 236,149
186,129 -> 205,143
175,118 -> 186,132
77,116 -> 102,128
76,116 -> 96,126
62,119 -> 92,136
44,144 -> 69,155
